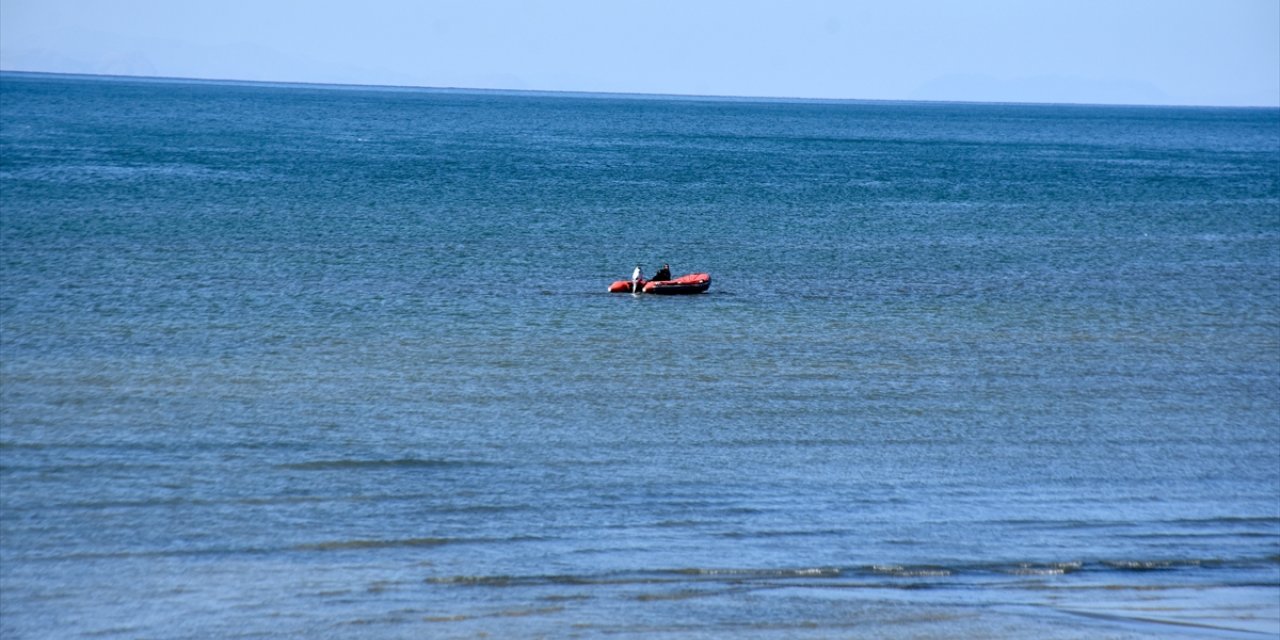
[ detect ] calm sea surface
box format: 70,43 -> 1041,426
2,72 -> 1278,638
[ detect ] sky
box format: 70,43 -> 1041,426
1,0 -> 1277,107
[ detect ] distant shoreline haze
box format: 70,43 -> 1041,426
2,69 -> 1276,110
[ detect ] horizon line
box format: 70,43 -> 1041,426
2,68 -> 1275,110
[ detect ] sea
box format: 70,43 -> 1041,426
1,71 -> 1277,639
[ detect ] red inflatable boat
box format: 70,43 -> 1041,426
608,272 -> 711,295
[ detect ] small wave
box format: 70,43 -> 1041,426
716,528 -> 849,539
869,565 -> 953,578
419,556 -> 1277,598
427,575 -> 518,587
1007,562 -> 1083,576
425,568 -> 841,589
295,537 -> 457,551
1102,559 -> 1203,571
299,533 -> 546,552
986,518 -> 1139,530
633,588 -> 739,602
1166,515 -> 1280,526
649,519 -> 717,529
423,605 -> 564,623
426,574 -> 617,587
669,567 -> 841,578
0,462 -> 175,474
278,458 -> 484,471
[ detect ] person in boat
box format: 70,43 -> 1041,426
652,263 -> 671,282
631,264 -> 644,293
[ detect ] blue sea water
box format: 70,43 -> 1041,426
1,72 -> 1278,638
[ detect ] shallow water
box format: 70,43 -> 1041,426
2,72 -> 1278,638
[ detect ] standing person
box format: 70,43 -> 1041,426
653,263 -> 671,282
632,264 -> 643,293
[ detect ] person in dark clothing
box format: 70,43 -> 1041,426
652,263 -> 671,282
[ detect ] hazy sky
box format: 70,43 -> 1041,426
2,0 -> 1277,106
